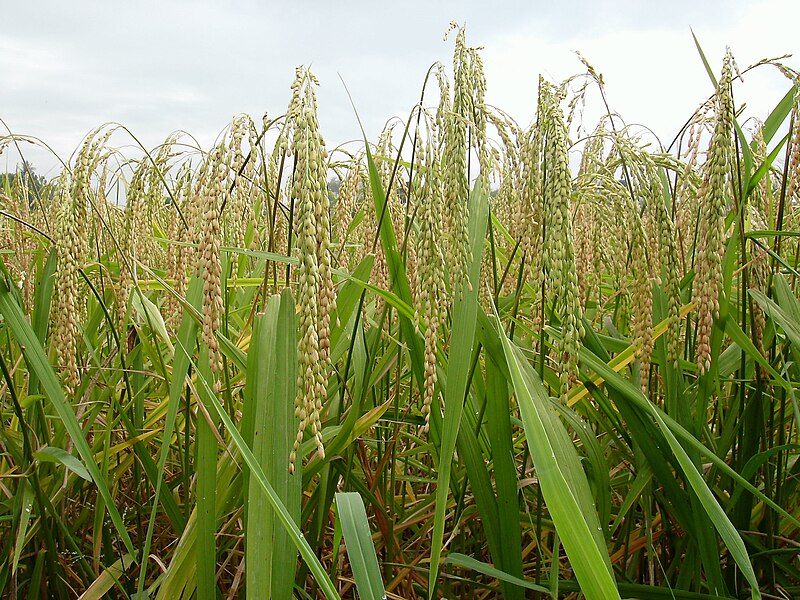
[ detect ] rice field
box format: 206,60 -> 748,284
1,24 -> 799,599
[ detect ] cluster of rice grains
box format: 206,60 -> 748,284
52,130 -> 113,392
692,50 -> 735,374
413,23 -> 491,430
0,161 -> 42,310
540,83 -> 586,398
414,106 -> 448,432
489,49 -> 739,400
286,67 -> 335,472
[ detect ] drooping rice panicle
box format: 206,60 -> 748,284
53,140 -> 93,392
541,83 -> 585,399
415,119 -> 447,432
287,66 -> 334,472
198,145 -> 225,378
693,50 -> 734,374
442,23 -> 471,297
333,160 -> 362,267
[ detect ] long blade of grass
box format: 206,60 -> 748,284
34,446 -> 91,481
427,177 -> 489,598
195,345 -> 218,600
746,132 -> 789,196
179,332 -> 342,600
28,247 -> 57,396
243,290 -> 301,599
11,481 -> 34,575
750,286 -> 800,347
578,347 -> 762,598
761,83 -> 799,145
0,281 -> 136,557
492,311 -> 620,600
444,553 -> 549,594
470,357 -> 524,599
335,492 -> 386,600
77,554 -> 135,600
356,104 -> 426,394
137,274 -> 203,596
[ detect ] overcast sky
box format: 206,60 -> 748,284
2,0 -> 798,178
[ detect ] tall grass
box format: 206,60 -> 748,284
0,26 -> 799,599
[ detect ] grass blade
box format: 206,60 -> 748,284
578,347 -> 763,598
180,323 -> 342,600
428,177 -> 489,597
0,281 -> 136,558
335,492 -> 386,600
443,553 -> 548,594
491,312 -> 619,599
243,290 -> 301,599
195,346 -> 218,600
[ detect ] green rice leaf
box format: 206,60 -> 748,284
243,290 -> 301,599
34,445 -> 91,481
182,333 -> 341,600
428,177 -> 489,598
493,312 -> 619,600
335,492 -> 386,600
0,282 -> 136,558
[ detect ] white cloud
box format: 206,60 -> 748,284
0,0 -> 797,176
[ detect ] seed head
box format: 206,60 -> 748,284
415,121 -> 447,432
693,50 -> 733,374
541,86 -> 584,399
288,67 -> 335,472
198,146 -> 225,377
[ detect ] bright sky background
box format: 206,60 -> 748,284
2,0 -> 798,178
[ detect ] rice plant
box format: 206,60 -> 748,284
0,25 -> 799,600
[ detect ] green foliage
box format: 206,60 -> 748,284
0,32 -> 798,600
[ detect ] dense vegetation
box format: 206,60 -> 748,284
1,25 -> 799,599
